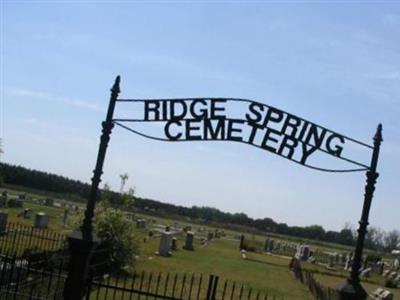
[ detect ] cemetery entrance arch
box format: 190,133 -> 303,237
65,76 -> 382,300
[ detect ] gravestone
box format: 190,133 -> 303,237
268,239 -> 275,252
372,288 -> 394,300
141,219 -> 147,228
183,231 -> 194,251
159,231 -> 172,257
171,237 -> 178,251
23,209 -> 32,219
328,255 -> 335,268
378,261 -> 384,275
275,242 -> 281,252
394,259 -> 399,271
360,267 -> 371,278
264,238 -> 270,252
0,191 -> 7,207
63,209 -> 69,226
388,272 -> 398,280
296,245 -> 310,261
34,213 -> 49,229
241,249 -> 247,260
301,245 -> 310,260
308,256 -> 316,264
344,254 -> 352,271
0,211 -> 8,234
136,219 -> 146,228
395,274 -> 400,284
383,269 -> 391,278
239,235 -> 245,250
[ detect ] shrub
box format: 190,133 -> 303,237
93,201 -> 139,271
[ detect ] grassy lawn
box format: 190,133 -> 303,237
132,233 -> 313,300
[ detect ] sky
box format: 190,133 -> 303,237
1,1 -> 399,232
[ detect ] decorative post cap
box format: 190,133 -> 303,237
374,123 -> 383,143
111,75 -> 121,94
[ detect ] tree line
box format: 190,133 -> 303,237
0,162 -> 398,252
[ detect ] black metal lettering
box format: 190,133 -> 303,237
203,119 -> 226,140
185,120 -> 202,140
144,100 -> 160,121
281,115 -> 301,138
190,99 -> 208,119
164,121 -> 182,141
263,107 -> 284,127
171,100 -> 187,120
278,136 -> 298,159
300,143 -> 318,164
261,128 -> 281,153
165,120 -> 182,140
297,121 -> 309,141
211,99 -> 227,119
325,133 -> 345,157
227,120 -> 244,142
162,100 -> 168,120
248,123 -> 260,144
304,124 -> 326,148
245,103 -> 264,124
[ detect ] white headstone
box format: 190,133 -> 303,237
372,288 -> 394,300
159,231 -> 172,257
360,267 -> 371,278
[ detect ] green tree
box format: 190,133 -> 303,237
93,200 -> 139,271
338,224 -> 355,246
119,187 -> 135,210
384,230 -> 400,251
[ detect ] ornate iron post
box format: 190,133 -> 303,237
336,124 -> 382,300
63,76 -> 120,300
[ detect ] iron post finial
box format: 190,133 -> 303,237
111,75 -> 121,94
374,123 -> 383,143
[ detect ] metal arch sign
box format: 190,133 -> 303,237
113,98 -> 373,173
74,77 -> 382,300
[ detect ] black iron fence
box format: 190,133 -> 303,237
0,222 -> 66,256
1,261 -> 284,300
86,271 -> 282,300
0,254 -> 67,300
0,222 -> 286,300
303,270 -> 339,300
290,257 -> 339,300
